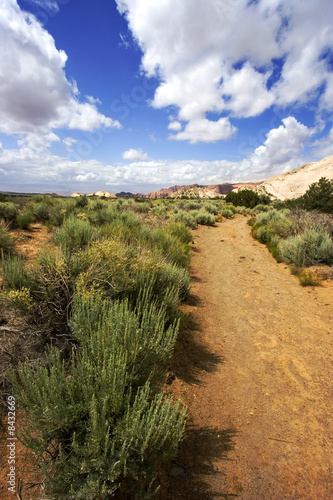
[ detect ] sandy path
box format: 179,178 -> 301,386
164,216 -> 333,499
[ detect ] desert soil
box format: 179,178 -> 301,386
162,216 -> 333,499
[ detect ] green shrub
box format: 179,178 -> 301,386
288,208 -> 333,238
225,189 -> 270,208
132,201 -> 151,213
153,262 -> 190,302
151,205 -> 168,218
267,216 -> 293,239
0,227 -> 15,257
184,201 -> 202,211
267,244 -> 283,262
31,194 -> 45,203
221,207 -> 234,219
16,211 -> 34,229
254,208 -> 289,228
139,226 -> 192,268
278,229 -> 333,267
1,256 -> 31,290
87,207 -> 118,226
53,216 -> 97,251
3,238 -> 139,333
49,204 -> 68,227
256,226 -> 275,244
134,260 -> 191,309
195,211 -> 215,226
33,202 -> 50,222
11,293 -> 186,498
253,204 -> 270,212
165,222 -> 192,244
75,194 -> 89,208
172,212 -> 197,229
299,177 -> 333,213
0,202 -> 19,224
201,202 -> 219,215
72,239 -> 138,301
70,291 -> 179,387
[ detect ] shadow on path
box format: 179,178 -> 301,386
162,426 -> 238,499
170,293 -> 223,385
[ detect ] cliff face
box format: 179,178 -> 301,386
143,186 -> 184,199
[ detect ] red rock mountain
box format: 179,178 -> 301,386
142,182 -> 261,199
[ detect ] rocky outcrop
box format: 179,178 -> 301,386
170,186 -> 224,198
92,191 -> 116,198
142,182 -> 261,199
143,186 -> 184,199
258,155 -> 333,200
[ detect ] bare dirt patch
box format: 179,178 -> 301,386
161,216 -> 333,499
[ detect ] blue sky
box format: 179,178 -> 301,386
0,0 -> 332,194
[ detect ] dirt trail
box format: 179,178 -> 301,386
164,216 -> 333,499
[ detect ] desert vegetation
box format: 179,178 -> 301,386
0,193 -> 249,499
250,178 -> 333,284
0,178 -> 332,497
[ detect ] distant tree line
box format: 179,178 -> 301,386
225,189 -> 271,208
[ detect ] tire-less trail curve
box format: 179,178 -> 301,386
163,216 -> 333,500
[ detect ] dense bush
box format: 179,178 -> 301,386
172,211 -> 197,229
1,196 -> 204,497
17,211 -> 34,229
278,229 -> 333,267
195,211 -> 215,226
256,226 -> 275,244
288,208 -> 333,238
299,177 -> 333,213
75,194 -> 89,208
0,202 -> 19,224
53,216 -> 97,251
225,189 -> 270,208
221,207 -> 234,219
11,294 -> 186,498
252,206 -> 333,272
32,202 -> 50,221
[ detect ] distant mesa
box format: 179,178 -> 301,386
71,191 -> 116,198
142,182 -> 261,199
70,155 -> 333,201
93,191 -> 116,198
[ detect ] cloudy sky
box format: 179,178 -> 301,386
0,0 -> 332,194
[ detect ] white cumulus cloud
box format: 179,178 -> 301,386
248,117 -> 312,175
169,118 -> 236,144
312,127 -> 333,159
116,0 -> 333,142
0,0 -> 120,141
122,148 -> 149,161
0,117 -> 315,192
